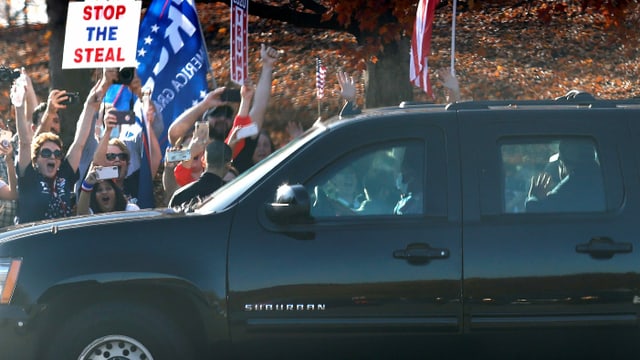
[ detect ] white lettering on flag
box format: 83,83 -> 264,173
135,0 -> 212,151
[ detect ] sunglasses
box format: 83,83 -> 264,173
106,152 -> 129,161
39,148 -> 63,159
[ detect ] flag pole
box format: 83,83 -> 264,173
450,0 -> 458,75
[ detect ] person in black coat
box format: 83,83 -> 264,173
169,140 -> 232,208
525,139 -> 605,213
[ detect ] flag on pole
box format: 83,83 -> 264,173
410,0 -> 438,98
316,58 -> 326,99
135,0 -> 212,151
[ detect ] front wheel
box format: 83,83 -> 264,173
43,302 -> 195,360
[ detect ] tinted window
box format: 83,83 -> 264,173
501,137 -> 605,214
306,141 -> 424,218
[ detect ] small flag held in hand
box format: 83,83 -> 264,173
316,58 -> 327,100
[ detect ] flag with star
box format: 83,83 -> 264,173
135,0 -> 213,151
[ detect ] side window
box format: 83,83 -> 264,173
501,137 -> 605,214
306,141 -> 424,218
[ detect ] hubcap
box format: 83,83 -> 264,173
79,335 -> 154,360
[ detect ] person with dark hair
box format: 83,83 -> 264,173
168,44 -> 279,147
525,138 -> 604,213
229,129 -> 274,174
169,44 -> 280,182
168,140 -> 232,208
14,69 -> 105,224
76,166 -> 139,215
203,105 -> 235,141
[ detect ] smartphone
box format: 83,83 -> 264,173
194,121 -> 209,140
111,110 -> 136,125
166,149 -> 192,163
95,165 -> 119,180
221,88 -> 242,102
60,92 -> 79,106
0,129 -> 12,145
236,123 -> 258,139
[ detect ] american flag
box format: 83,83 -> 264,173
410,0 -> 438,98
316,58 -> 327,99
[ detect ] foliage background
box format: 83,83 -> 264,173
0,1 -> 639,148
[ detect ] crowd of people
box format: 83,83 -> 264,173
0,44 -> 291,225
0,41 -> 464,226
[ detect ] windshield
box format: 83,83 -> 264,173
195,124 -> 327,214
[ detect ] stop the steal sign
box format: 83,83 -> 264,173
62,1 -> 142,69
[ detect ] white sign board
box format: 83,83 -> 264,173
62,1 -> 142,69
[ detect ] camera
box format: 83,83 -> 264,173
60,92 -> 79,106
113,67 -> 135,85
221,88 -> 242,102
0,66 -> 20,83
166,148 -> 192,163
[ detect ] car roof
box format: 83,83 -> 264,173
321,92 -> 640,128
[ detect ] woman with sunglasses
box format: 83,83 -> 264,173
14,70 -> 105,224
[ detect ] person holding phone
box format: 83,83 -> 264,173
14,69 -> 106,224
0,139 -> 17,202
77,68 -> 162,210
76,165 -> 139,215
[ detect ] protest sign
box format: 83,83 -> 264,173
230,0 -> 248,85
62,1 -> 142,69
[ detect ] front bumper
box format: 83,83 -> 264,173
0,305 -> 37,359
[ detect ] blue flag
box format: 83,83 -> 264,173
135,0 -> 212,151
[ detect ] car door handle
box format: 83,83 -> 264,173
393,243 -> 449,264
576,237 -> 632,259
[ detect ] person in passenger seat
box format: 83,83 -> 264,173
393,152 -> 424,215
525,139 -> 605,213
358,168 -> 399,215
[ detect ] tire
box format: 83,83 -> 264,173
43,302 -> 195,360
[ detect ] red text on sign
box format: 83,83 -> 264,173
73,47 -> 125,63
83,5 -> 126,20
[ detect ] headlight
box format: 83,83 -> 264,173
0,258 -> 21,304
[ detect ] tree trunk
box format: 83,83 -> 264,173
364,37 -> 413,108
46,0 -> 93,149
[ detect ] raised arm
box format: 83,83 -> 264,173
437,67 -> 461,103
65,77 -> 107,171
34,89 -> 68,137
76,166 -> 98,215
23,70 -> 39,136
14,69 -> 31,175
168,87 -> 226,145
142,89 -> 162,177
0,142 -> 17,201
249,44 -> 280,131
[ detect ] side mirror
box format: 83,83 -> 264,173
265,184 -> 311,224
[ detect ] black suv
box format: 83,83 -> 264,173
1,93 -> 640,359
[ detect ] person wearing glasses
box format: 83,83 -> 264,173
89,108 -> 144,206
13,69 -> 105,224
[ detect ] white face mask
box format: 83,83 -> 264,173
395,173 -> 408,194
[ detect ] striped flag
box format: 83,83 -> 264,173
316,58 -> 327,99
410,0 -> 438,98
